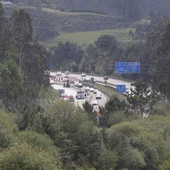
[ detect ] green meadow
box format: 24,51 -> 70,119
45,28 -> 136,48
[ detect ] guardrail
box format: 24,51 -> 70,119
85,81 -> 127,99
95,81 -> 116,89
82,81 -> 116,98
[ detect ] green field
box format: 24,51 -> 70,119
45,28 -> 136,48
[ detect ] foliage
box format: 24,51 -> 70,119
0,111 -> 18,149
105,96 -> 126,113
11,9 -> 33,46
0,4 -> 11,59
162,158 -> 170,170
17,100 -> 103,169
153,102 -> 170,116
83,101 -> 95,122
106,119 -> 168,169
95,35 -> 118,53
52,42 -> 83,71
0,8 -> 50,110
75,122 -> 102,168
22,42 -> 49,90
2,2 -> 170,170
0,143 -> 61,170
18,131 -> 61,165
77,34 -> 123,75
0,59 -> 24,106
153,22 -> 170,99
98,149 -> 118,170
126,82 -> 161,116
99,96 -> 127,127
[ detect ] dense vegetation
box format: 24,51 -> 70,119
1,86 -> 170,169
0,4 -> 49,110
51,15 -> 170,100
3,0 -> 168,42
2,1 -> 170,170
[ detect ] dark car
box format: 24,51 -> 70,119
104,76 -> 109,80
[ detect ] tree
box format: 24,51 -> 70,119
11,9 -> 33,68
106,120 -> 168,170
153,22 -> 170,99
0,58 -> 24,107
52,42 -> 83,71
75,122 -> 102,168
100,96 -> 126,127
95,35 -> 118,53
0,110 -> 18,149
83,101 -> 96,123
0,3 -> 12,60
98,149 -> 118,170
22,42 -> 48,87
0,143 -> 61,170
126,82 -> 161,116
18,131 -> 61,165
162,158 -> 170,170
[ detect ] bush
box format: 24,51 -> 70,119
153,102 -> 170,116
0,111 -> 18,148
18,131 -> 61,164
108,111 -> 126,126
98,149 -> 118,170
0,143 -> 61,170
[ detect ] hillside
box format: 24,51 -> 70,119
31,8 -> 126,41
4,6 -> 126,40
4,0 -> 169,42
45,28 -> 136,48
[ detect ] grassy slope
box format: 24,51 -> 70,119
31,8 -> 137,48
45,28 -> 136,48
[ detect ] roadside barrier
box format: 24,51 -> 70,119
50,77 -> 79,82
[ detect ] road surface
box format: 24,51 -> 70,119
50,72 -> 132,90
51,84 -> 108,110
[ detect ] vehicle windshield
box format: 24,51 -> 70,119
77,91 -> 85,94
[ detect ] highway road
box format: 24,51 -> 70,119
51,84 -> 108,111
50,72 -> 133,90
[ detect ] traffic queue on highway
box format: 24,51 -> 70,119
50,71 -> 103,107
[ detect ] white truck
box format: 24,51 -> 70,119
76,90 -> 86,99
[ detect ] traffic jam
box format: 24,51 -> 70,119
49,71 -> 104,109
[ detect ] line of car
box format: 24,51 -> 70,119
76,86 -> 102,106
55,71 -> 96,83
54,71 -> 104,106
